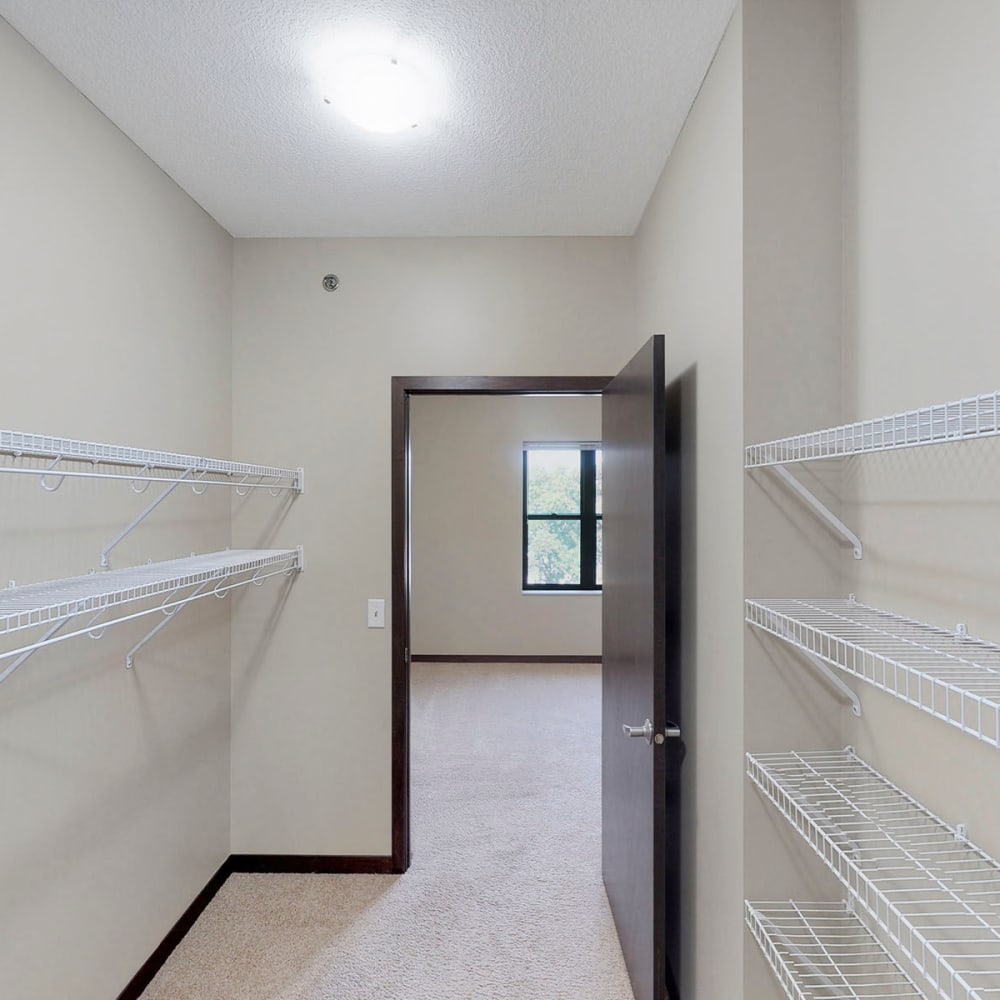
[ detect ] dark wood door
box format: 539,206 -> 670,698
602,335 -> 682,1000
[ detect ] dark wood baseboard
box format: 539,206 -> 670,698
115,856 -> 233,1000
412,654 -> 602,664
116,854 -> 398,998
229,854 -> 399,874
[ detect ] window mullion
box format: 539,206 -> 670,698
522,449 -> 529,589
580,450 -> 596,589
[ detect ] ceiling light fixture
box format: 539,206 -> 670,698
323,50 -> 434,133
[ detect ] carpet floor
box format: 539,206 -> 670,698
140,661 -> 634,999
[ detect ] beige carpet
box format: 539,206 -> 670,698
141,662 -> 634,999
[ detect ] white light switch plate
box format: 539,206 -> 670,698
367,598 -> 385,628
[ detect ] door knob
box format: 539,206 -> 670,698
623,719 -> 654,744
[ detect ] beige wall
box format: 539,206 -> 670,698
229,237 -> 637,853
741,3 -> 849,998
843,0 -> 1000,866
0,20 -> 234,1000
410,395 -> 602,658
633,10 -> 744,996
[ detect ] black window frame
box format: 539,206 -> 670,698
522,445 -> 602,591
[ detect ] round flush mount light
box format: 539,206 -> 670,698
322,50 -> 435,133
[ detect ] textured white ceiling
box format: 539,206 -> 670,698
1,0 -> 735,237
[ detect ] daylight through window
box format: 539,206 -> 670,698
523,444 -> 602,590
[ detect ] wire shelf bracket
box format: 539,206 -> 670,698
100,468 -> 196,568
767,464 -> 864,560
125,578 -> 211,670
745,389 -> 1000,468
746,748 -> 1000,1000
0,616 -> 73,684
0,548 -> 303,679
746,598 -> 1000,749
746,900 -> 929,1000
755,609 -> 862,717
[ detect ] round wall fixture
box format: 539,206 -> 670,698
322,274 -> 340,292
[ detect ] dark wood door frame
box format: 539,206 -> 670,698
390,375 -> 611,871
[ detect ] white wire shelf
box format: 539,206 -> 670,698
746,599 -> 1000,749
0,428 -> 303,491
746,748 -> 1000,1000
0,549 -> 300,636
746,900 -> 928,999
745,390 -> 1000,468
0,548 -> 302,680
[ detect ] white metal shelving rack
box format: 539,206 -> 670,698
746,599 -> 1000,748
745,390 -> 1000,468
0,548 -> 303,680
745,390 -> 1000,563
745,389 -> 1000,999
1,428 -> 304,682
746,901 -> 928,999
0,550 -> 303,637
747,748 -> 1000,1000
0,429 -> 304,491
745,390 -> 1000,731
1,428 -> 304,568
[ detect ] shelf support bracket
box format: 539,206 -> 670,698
800,647 -> 863,717
770,464 -> 863,559
126,579 -> 210,669
769,618 -> 862,717
101,468 -> 195,568
0,615 -> 74,683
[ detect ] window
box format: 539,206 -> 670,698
522,444 -> 602,590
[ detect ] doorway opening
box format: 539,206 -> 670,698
390,376 -> 610,870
